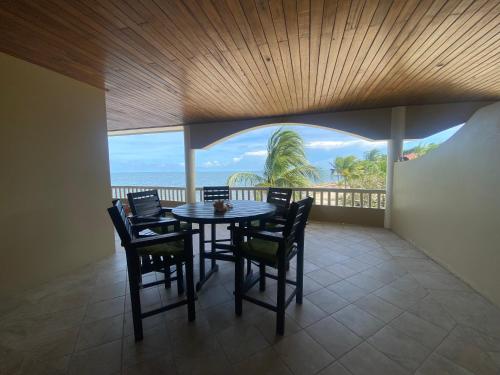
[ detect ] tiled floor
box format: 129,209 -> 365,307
2,222 -> 500,375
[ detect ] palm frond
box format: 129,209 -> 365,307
227,172 -> 264,187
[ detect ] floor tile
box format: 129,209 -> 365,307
354,294 -> 403,323
84,296 -> 125,323
216,323 -> 269,364
317,361 -> 353,375
340,342 -> 410,375
306,316 -> 362,358
285,299 -> 328,328
367,325 -> 431,371
76,314 -> 124,351
306,288 -> 350,314
325,263 -> 359,279
436,325 -> 500,375
328,281 -> 369,302
374,285 -> 424,310
416,353 -> 474,375
345,273 -> 387,292
68,340 -> 122,375
389,311 -> 448,350
122,354 -> 176,375
306,269 -> 342,287
333,304 -> 385,338
406,294 -> 456,331
232,347 -> 293,375
273,330 -> 334,375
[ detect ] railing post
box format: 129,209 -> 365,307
183,125 -> 196,204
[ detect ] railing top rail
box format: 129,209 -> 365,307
111,185 -> 385,193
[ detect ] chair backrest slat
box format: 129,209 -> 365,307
267,188 -> 292,217
108,199 -> 133,245
283,197 -> 313,244
203,186 -> 230,201
128,190 -> 162,217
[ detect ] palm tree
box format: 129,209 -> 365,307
227,128 -> 320,187
330,156 -> 361,188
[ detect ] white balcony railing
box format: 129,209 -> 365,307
111,186 -> 386,209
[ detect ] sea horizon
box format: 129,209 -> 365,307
111,169 -> 334,187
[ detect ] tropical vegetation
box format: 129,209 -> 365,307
227,128 -> 320,187
331,143 -> 438,189
331,149 -> 387,189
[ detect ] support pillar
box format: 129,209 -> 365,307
183,125 -> 196,203
385,107 -> 406,229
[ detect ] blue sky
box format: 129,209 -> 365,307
108,124 -> 462,173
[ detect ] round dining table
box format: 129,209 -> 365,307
172,200 -> 276,290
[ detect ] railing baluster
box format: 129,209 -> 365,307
111,186 -> 387,209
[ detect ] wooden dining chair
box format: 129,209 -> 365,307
233,196 -> 313,335
202,186 -> 233,268
128,189 -> 191,291
251,188 -> 292,231
108,199 -> 196,341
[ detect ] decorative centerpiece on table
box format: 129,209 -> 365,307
213,200 -> 233,213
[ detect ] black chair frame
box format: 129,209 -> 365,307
108,199 -> 196,341
198,186 -> 234,289
234,197 -> 313,335
127,189 -> 189,291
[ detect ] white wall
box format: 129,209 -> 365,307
0,53 -> 114,298
393,102 -> 500,307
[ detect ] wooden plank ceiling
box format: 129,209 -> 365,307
1,0 -> 499,131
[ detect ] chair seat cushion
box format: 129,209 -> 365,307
240,238 -> 294,264
138,240 -> 184,257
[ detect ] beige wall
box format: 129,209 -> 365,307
0,53 -> 114,298
393,102 -> 500,307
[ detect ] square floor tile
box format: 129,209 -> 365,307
333,304 -> 385,338
273,331 -> 334,375
306,288 -> 350,314
367,325 -> 431,371
340,342 -> 410,375
306,316 -> 362,358
354,294 -> 402,323
389,311 -> 448,350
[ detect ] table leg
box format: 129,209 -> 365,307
211,223 -> 217,269
196,222 -> 219,291
196,223 -> 205,291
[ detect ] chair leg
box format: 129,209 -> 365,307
276,258 -> 286,335
259,263 -> 266,291
164,262 -> 172,289
176,262 -> 184,295
185,240 -> 196,322
296,233 -> 305,304
126,252 -> 143,341
235,254 -> 244,316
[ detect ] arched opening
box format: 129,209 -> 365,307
196,123 -> 387,189
402,123 -> 463,161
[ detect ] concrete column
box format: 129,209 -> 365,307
183,125 -> 196,203
385,106 -> 406,229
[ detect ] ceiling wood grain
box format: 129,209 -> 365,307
1,0 -> 499,131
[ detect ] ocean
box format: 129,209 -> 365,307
111,170 -> 333,187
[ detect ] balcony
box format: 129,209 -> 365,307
1,2 -> 500,374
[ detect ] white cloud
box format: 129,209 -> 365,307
244,150 -> 268,157
233,156 -> 243,163
305,140 -> 386,150
202,160 -> 221,168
